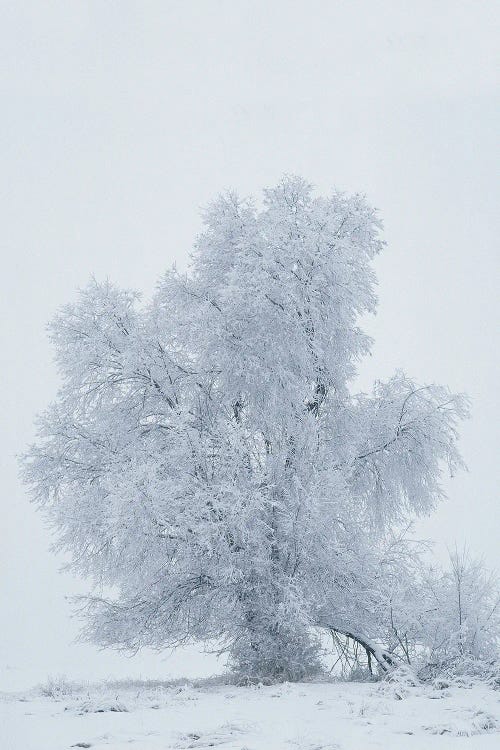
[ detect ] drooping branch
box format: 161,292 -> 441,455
322,624 -> 398,673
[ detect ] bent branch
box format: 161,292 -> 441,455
322,624 -> 397,673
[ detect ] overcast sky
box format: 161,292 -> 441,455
1,1 -> 498,687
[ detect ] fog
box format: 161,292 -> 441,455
1,1 -> 498,688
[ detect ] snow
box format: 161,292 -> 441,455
1,677 -> 498,750
0,644 -> 224,694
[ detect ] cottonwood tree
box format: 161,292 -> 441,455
23,176 -> 470,681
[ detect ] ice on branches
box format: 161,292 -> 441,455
22,176 -> 482,682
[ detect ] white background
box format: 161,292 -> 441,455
1,1 -> 498,688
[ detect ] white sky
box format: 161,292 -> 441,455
1,1 -> 498,686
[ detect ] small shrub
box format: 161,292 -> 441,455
40,675 -> 79,698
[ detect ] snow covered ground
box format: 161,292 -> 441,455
1,675 -> 499,750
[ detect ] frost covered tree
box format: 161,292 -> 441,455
23,176 -> 470,681
417,548 -> 500,675
347,542 -> 500,678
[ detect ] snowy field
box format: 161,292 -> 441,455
1,676 -> 499,750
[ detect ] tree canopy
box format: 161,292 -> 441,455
23,176 -> 475,681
